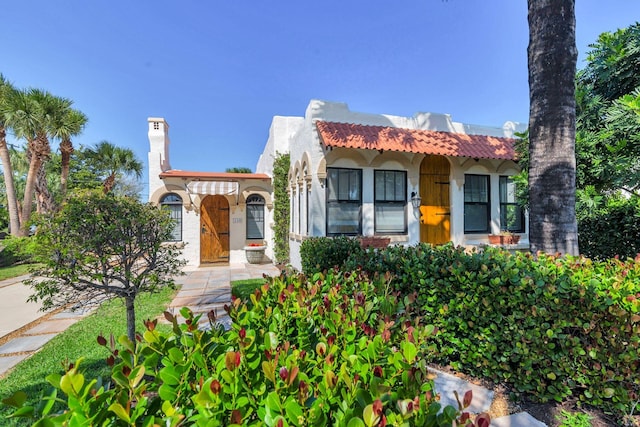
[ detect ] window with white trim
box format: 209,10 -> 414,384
464,174 -> 490,233
246,194 -> 265,239
160,193 -> 182,241
326,168 -> 362,236
374,170 -> 407,234
499,176 -> 525,233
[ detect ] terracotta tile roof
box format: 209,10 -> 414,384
316,121 -> 517,160
159,170 -> 270,180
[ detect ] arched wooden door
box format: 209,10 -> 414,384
419,155 -> 451,245
200,195 -> 230,264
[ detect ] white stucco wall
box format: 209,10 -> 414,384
148,118 -> 274,267
149,101 -> 527,271
147,118 -> 172,196
255,100 -> 527,270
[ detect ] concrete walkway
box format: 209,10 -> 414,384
0,275 -> 44,339
0,264 -> 545,426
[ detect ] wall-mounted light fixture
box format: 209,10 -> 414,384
410,191 -> 422,209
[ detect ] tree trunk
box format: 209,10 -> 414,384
527,0 -> 579,256
0,127 -> 21,236
21,133 -> 50,235
59,138 -> 73,196
35,163 -> 55,214
103,173 -> 116,194
125,295 -> 136,347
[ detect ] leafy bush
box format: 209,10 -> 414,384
25,190 -> 186,344
3,270 -> 489,426
578,195 -> 640,260
300,236 -> 363,275
0,236 -> 38,266
349,244 -> 640,418
272,152 -> 290,265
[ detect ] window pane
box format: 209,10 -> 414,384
501,204 -> 524,232
464,205 -> 489,232
465,175 -> 488,203
247,204 -> 264,239
338,170 -> 350,200
375,203 -> 405,233
327,203 -> 360,235
385,172 -> 395,199
375,172 -> 385,200
500,176 -> 517,203
168,205 -> 182,240
375,171 -> 406,202
394,173 -> 405,201
327,168 -> 362,235
328,170 -> 338,201
348,170 -> 360,200
329,169 -> 361,201
160,193 -> 182,241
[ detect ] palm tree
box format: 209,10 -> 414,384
86,141 -> 143,194
53,107 -> 87,197
527,0 -> 579,256
34,93 -> 81,213
0,74 -> 21,236
2,88 -> 48,235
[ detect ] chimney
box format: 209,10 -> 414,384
147,118 -> 172,202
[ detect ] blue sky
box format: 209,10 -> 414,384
2,1 -> 639,199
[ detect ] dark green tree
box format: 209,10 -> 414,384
84,141 -> 143,194
225,167 -> 252,173
516,22 -> 640,259
575,23 -> 640,196
25,191 -> 186,344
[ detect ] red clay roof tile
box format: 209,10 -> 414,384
316,121 -> 517,160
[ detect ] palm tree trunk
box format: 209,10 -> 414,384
21,133 -> 50,235
59,138 -> 73,196
0,128 -> 21,235
527,0 -> 579,256
103,173 -> 116,194
35,163 -> 55,213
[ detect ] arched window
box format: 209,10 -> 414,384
160,193 -> 182,241
246,194 -> 265,240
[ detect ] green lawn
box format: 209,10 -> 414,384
0,264 -> 36,281
0,287 -> 175,425
231,277 -> 267,301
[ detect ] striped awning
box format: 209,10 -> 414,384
186,181 -> 238,195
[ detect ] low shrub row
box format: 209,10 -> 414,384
0,236 -> 37,267
4,270 -> 486,426
345,243 -> 640,417
302,236 -> 639,417
578,195 -> 640,261
300,236 -> 363,275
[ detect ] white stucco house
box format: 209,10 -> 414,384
148,100 -> 527,270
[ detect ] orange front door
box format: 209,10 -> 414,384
200,195 -> 230,264
419,155 -> 451,245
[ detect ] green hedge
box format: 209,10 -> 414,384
0,236 -> 38,267
578,196 -> 640,261
347,244 -> 640,416
300,236 -> 363,275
